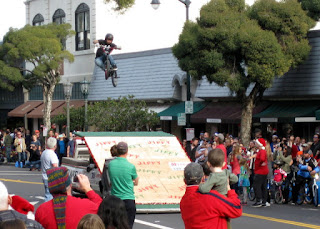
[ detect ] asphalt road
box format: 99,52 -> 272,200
1,164 -> 320,229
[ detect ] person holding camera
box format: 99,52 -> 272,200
195,138 -> 210,165
35,167 -> 102,229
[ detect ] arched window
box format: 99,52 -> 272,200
53,9 -> 66,24
33,14 -> 44,26
75,3 -> 90,51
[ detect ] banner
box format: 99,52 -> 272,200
84,136 -> 191,204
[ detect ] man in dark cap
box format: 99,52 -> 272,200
108,141 -> 139,229
35,167 -> 102,229
180,162 -> 242,229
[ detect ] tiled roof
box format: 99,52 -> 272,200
88,48 -> 186,101
264,30 -> 320,99
88,30 -> 320,102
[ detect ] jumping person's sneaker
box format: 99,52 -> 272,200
252,202 -> 262,207
262,202 -> 270,207
112,64 -> 118,71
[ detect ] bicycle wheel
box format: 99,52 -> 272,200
275,190 -> 283,204
111,71 -> 117,87
248,187 -> 255,201
305,186 -> 312,204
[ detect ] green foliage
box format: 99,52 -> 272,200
0,60 -> 23,90
299,0 -> 320,20
0,23 -> 75,90
103,0 -> 135,11
0,23 -> 75,131
249,0 -> 315,68
52,106 -> 85,131
87,96 -> 159,131
172,0 -> 315,97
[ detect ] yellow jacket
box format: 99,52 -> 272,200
14,137 -> 26,153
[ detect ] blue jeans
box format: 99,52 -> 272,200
95,54 -> 116,71
43,179 -> 53,202
6,147 -> 11,162
18,152 -> 26,162
25,160 -> 41,169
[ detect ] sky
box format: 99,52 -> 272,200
0,0 -> 26,41
0,0 -> 256,52
2,0 -> 319,53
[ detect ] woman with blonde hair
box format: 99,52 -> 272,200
228,143 -> 242,193
266,141 -> 274,204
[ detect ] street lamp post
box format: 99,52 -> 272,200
151,0 -> 192,142
80,78 -> 90,132
63,81 -> 73,136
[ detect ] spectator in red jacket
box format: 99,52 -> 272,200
251,138 -> 269,207
180,163 -> 242,229
35,167 -> 102,229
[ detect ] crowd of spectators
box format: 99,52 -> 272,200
0,137 -> 137,229
184,130 -> 320,207
0,128 -> 76,169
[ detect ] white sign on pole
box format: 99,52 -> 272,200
185,101 -> 193,114
177,113 -> 186,126
186,128 -> 195,141
43,126 -> 48,137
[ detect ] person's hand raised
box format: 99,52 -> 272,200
77,174 -> 92,194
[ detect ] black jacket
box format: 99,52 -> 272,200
0,210 -> 43,229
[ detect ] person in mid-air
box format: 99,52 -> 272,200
93,33 -> 121,76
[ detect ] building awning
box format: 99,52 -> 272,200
158,102 -> 207,120
148,104 -> 171,114
254,103 -> 320,123
7,101 -> 43,117
191,102 -> 268,123
27,101 -> 65,118
50,100 -> 85,117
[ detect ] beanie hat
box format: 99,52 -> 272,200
47,167 -> 71,195
256,138 -> 266,149
11,195 -> 34,215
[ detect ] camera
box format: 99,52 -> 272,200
73,175 -> 79,183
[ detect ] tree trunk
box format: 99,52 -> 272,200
240,83 -> 261,147
240,98 -> 254,147
43,84 -> 56,133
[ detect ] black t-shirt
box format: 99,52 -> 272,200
29,149 -> 41,161
311,142 -> 320,155
95,39 -> 117,58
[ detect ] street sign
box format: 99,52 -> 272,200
207,118 -> 222,123
185,101 -> 193,114
178,113 -> 186,126
260,118 -> 278,123
160,116 -> 172,120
